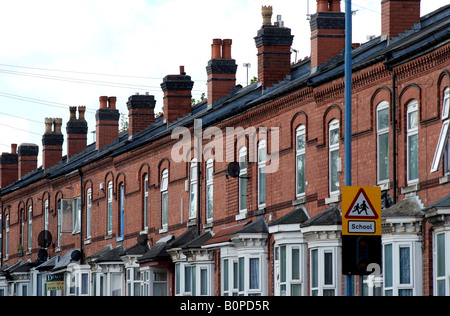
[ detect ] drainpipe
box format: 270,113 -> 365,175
392,73 -> 397,204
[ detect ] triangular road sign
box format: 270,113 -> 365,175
344,188 -> 379,220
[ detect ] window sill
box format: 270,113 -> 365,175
235,211 -> 247,221
377,182 -> 390,191
325,194 -> 341,205
292,196 -> 306,206
439,174 -> 450,185
159,227 -> 168,234
401,183 -> 419,195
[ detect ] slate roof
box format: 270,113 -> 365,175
269,207 -> 309,226
423,194 -> 450,211
383,197 -> 424,218
1,5 -> 448,196
301,205 -> 341,227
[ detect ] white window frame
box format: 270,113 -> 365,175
434,230 -> 450,296
237,147 -> 247,219
28,206 -> 32,252
258,139 -> 267,208
407,101 -> 419,184
161,169 -> 169,232
126,267 -> 141,296
296,126 -> 306,197
175,262 -> 213,296
72,196 -> 81,234
431,87 -> 450,173
222,257 -> 239,296
44,199 -> 49,231
206,159 -> 214,223
117,183 -> 125,241
383,241 -> 418,296
310,247 -> 339,296
143,174 -> 149,230
5,215 -> 9,257
329,120 -> 340,196
274,244 -> 306,296
86,188 -> 92,239
377,101 -> 390,184
107,181 -> 113,235
189,159 -> 198,220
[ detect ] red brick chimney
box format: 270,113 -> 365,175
67,106 -> 88,159
254,6 -> 294,91
161,66 -> 194,124
310,0 -> 345,71
0,144 -> 18,188
207,39 -> 238,106
382,0 -> 421,40
96,96 -> 120,149
18,143 -> 38,179
42,118 -> 64,170
127,93 -> 156,137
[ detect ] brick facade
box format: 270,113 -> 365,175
1,0 -> 450,297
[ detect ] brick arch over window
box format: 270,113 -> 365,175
115,172 -> 126,198
41,191 -> 51,216
17,200 -> 26,222
54,190 -> 64,214
138,163 -> 150,188
371,86 -> 392,129
291,110 -> 308,149
158,158 -> 170,186
438,70 -> 450,113
321,104 -> 342,146
399,84 -> 422,128
26,197 -> 34,216
104,171 -> 115,196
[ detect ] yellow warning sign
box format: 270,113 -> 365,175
342,186 -> 381,236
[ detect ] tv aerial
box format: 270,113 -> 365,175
226,162 -> 250,180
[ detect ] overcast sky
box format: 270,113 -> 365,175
0,0 -> 448,164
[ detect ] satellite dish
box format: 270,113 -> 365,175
227,162 -> 240,178
137,234 -> 149,246
38,230 -> 53,248
71,250 -> 82,262
38,248 -> 48,262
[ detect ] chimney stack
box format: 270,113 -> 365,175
67,106 -> 88,159
42,118 -> 64,170
18,143 -> 39,178
0,144 -> 18,188
206,38 -> 238,106
310,0 -> 345,71
161,66 -> 194,124
382,0 -> 421,40
127,94 -> 156,137
254,6 -> 294,90
96,96 -> 120,150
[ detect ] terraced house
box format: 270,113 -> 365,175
1,0 -> 450,296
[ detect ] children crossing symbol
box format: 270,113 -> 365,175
344,188 -> 379,220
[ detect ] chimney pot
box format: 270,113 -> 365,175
11,144 -> 17,155
108,96 -> 117,109
211,39 -> 223,59
261,6 -> 273,26
222,39 -> 232,59
100,96 -> 108,109
78,106 -> 86,121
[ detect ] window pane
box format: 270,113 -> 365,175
280,246 -> 286,283
258,166 -> 266,205
378,133 -> 389,182
399,247 -> 411,284
185,266 -> 192,292
437,233 -> 445,278
190,183 -> 197,218
378,107 -> 389,130
296,133 -> 305,151
399,289 -> 413,296
249,258 -> 260,289
311,249 -> 318,288
408,110 -> 418,130
324,252 -> 333,285
330,128 -> 339,146
239,258 -> 244,292
384,244 -> 393,287
330,149 -> 339,193
291,284 -> 302,296
207,184 -> 213,220
296,154 -> 305,195
292,248 -> 300,281
201,268 -> 208,295
162,192 -> 168,226
223,259 -> 229,292
239,177 -> 247,210
408,134 -> 419,181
